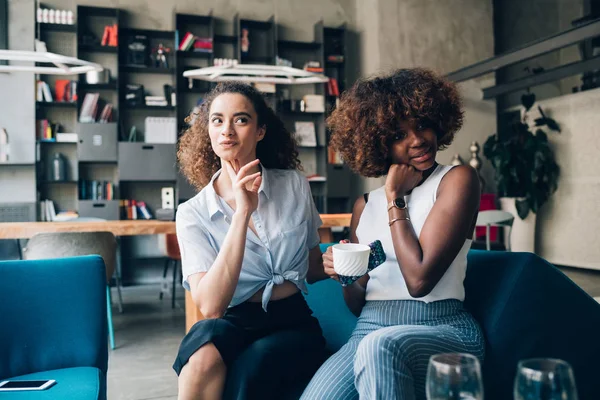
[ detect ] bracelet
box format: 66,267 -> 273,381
389,217 -> 410,226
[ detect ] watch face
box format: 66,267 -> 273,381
394,197 -> 406,209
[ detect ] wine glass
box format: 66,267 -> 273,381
426,353 -> 484,400
514,358 -> 578,400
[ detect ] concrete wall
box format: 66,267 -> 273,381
530,87 -> 600,270
43,0 -> 355,37
494,0 -> 584,109
0,0 -> 36,203
351,0 -> 496,196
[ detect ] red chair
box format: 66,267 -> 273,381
159,233 -> 181,308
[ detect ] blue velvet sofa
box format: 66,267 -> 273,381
0,255 -> 108,399
288,248 -> 600,400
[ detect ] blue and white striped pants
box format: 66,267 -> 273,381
301,299 -> 485,400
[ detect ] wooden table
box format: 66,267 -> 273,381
0,214 -> 351,240
0,214 -> 352,332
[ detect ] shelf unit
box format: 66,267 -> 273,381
323,24 -> 351,214
29,8 -> 352,222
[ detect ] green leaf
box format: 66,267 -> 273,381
546,119 -> 561,132
516,199 -> 530,219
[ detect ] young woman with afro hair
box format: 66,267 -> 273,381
301,68 -> 485,400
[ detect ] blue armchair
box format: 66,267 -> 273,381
0,255 -> 108,399
292,248 -> 600,399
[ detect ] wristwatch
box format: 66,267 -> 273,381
387,197 -> 407,211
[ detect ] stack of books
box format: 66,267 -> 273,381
178,32 -> 213,53
79,180 -> 115,201
37,80 -> 78,102
40,200 -> 78,221
145,96 -> 168,107
79,93 -> 114,122
120,200 -> 152,220
303,61 -> 324,73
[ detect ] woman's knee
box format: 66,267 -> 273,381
181,343 -> 226,379
354,329 -> 418,373
356,330 -> 397,361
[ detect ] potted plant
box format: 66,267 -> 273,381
483,92 -> 560,253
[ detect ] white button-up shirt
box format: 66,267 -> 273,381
176,167 -> 322,310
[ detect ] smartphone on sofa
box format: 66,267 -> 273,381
0,379 -> 56,391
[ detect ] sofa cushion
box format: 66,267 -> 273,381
303,278 -> 358,353
0,367 -> 105,400
464,250 -> 600,400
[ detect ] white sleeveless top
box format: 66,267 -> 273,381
357,164 -> 472,302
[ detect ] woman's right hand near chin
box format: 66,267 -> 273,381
224,159 -> 262,216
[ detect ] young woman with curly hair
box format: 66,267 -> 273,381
301,68 -> 485,400
174,82 -> 328,400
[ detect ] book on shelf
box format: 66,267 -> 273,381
327,54 -> 344,63
119,199 -> 153,220
178,32 -> 195,51
98,104 -> 113,123
79,180 -> 115,201
39,199 -> 54,221
79,93 -> 100,123
37,81 -> 53,102
328,145 -> 344,165
327,78 -> 340,97
193,38 -> 213,52
137,201 -> 152,220
36,120 -> 62,141
101,24 -> 118,47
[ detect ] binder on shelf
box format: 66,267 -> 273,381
145,117 -> 177,143
294,122 -> 317,147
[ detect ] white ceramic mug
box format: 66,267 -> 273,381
332,243 -> 370,277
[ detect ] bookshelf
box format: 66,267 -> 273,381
29,8 -> 353,222
323,24 -> 352,214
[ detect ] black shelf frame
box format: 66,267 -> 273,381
214,34 -> 236,44
177,51 -> 213,59
39,180 -> 79,184
36,101 -> 78,108
78,82 -> 117,91
120,65 -> 175,74
77,5 -> 118,17
240,19 -> 272,30
78,45 -> 118,53
123,104 -> 176,110
39,23 -> 77,33
277,40 -> 322,51
120,28 -> 175,40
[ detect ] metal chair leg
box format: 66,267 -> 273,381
160,258 -> 170,300
115,238 -> 124,313
172,259 -> 178,309
106,285 -> 116,350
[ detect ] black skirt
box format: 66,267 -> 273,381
173,292 -> 325,375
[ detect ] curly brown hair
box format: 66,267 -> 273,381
328,68 -> 464,177
177,82 -> 301,189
